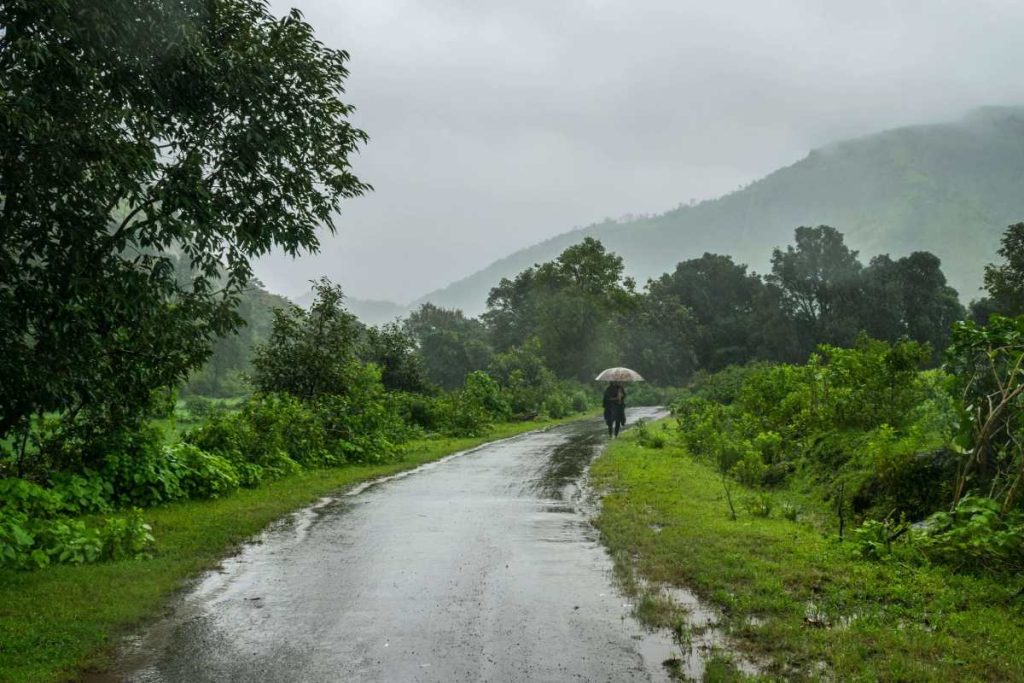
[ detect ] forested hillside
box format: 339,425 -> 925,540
419,106 -> 1024,313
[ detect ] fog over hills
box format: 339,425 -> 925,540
412,106 -> 1024,315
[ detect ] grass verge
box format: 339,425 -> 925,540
0,415 -> 585,683
590,419 -> 1024,682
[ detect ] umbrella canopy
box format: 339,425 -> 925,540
595,367 -> 644,382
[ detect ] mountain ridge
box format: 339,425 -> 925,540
412,106 -> 1024,314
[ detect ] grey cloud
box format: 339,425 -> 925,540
256,0 -> 1024,303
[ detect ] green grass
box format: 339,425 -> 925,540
0,415 -> 584,683
591,421 -> 1024,682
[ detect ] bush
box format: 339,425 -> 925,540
100,427 -> 187,507
781,502 -> 801,521
188,394 -> 328,474
1,509 -> 39,568
542,393 -> 572,419
33,518 -> 102,566
389,391 -> 444,433
570,390 -> 591,413
463,371 -> 511,421
913,496 -> 1024,574
742,493 -> 774,518
752,431 -> 784,465
688,363 -> 773,404
0,478 -> 63,519
488,338 -> 559,415
51,472 -> 114,515
0,506 -> 155,570
852,518 -> 907,561
731,451 -> 766,487
183,395 -> 213,421
627,384 -> 683,407
633,419 -> 668,449
434,392 -> 493,438
172,444 -> 240,499
99,508 -> 155,561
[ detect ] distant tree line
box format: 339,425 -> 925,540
400,226 -> 966,388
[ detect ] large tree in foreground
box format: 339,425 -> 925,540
0,0 -> 369,442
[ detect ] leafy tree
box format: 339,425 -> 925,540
768,226 -> 864,352
404,304 -> 492,389
618,291 -> 698,385
981,222 -> 1024,316
251,280 -> 364,401
361,323 -> 429,394
862,252 -> 965,361
484,269 -> 540,353
483,238 -> 634,381
486,337 -> 560,414
645,253 -> 788,371
0,0 -> 368,442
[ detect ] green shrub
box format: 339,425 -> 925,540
171,444 -> 240,499
1,507 -> 158,570
488,339 -> 559,415
188,394 -> 330,472
742,493 -> 774,518
0,510 -> 40,568
627,384 -> 683,407
542,393 -> 572,419
780,502 -> 801,521
240,393 -> 330,466
852,518 -> 907,561
183,395 -> 213,421
50,472 -> 114,515
752,431 -> 783,464
233,462 -> 266,489
570,390 -> 591,413
463,371 -> 511,421
101,427 -> 187,507
99,508 -> 155,561
434,392 -> 492,438
389,391 -> 444,432
314,383 -> 405,462
0,477 -> 63,519
689,363 -> 773,404
33,518 -> 103,567
913,496 -> 1024,574
189,366 -> 406,470
633,419 -> 668,449
731,451 -> 766,487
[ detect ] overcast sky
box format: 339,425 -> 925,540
255,0 -> 1024,304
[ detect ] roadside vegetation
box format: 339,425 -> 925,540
594,426 -> 1024,681
590,226 -> 1024,681
0,416 -> 583,683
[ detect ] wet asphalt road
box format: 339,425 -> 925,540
111,409 -> 673,683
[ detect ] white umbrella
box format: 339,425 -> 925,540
595,367 -> 644,382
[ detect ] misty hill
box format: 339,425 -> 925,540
292,288 -> 408,325
416,106 -> 1024,314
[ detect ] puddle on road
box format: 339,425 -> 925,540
526,408 -> 764,681
551,408 -> 765,681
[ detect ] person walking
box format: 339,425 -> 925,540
603,381 -> 627,437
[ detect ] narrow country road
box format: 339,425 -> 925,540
110,409 -> 674,682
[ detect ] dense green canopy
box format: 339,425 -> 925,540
0,0 -> 369,440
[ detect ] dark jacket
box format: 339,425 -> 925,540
603,385 -> 626,423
